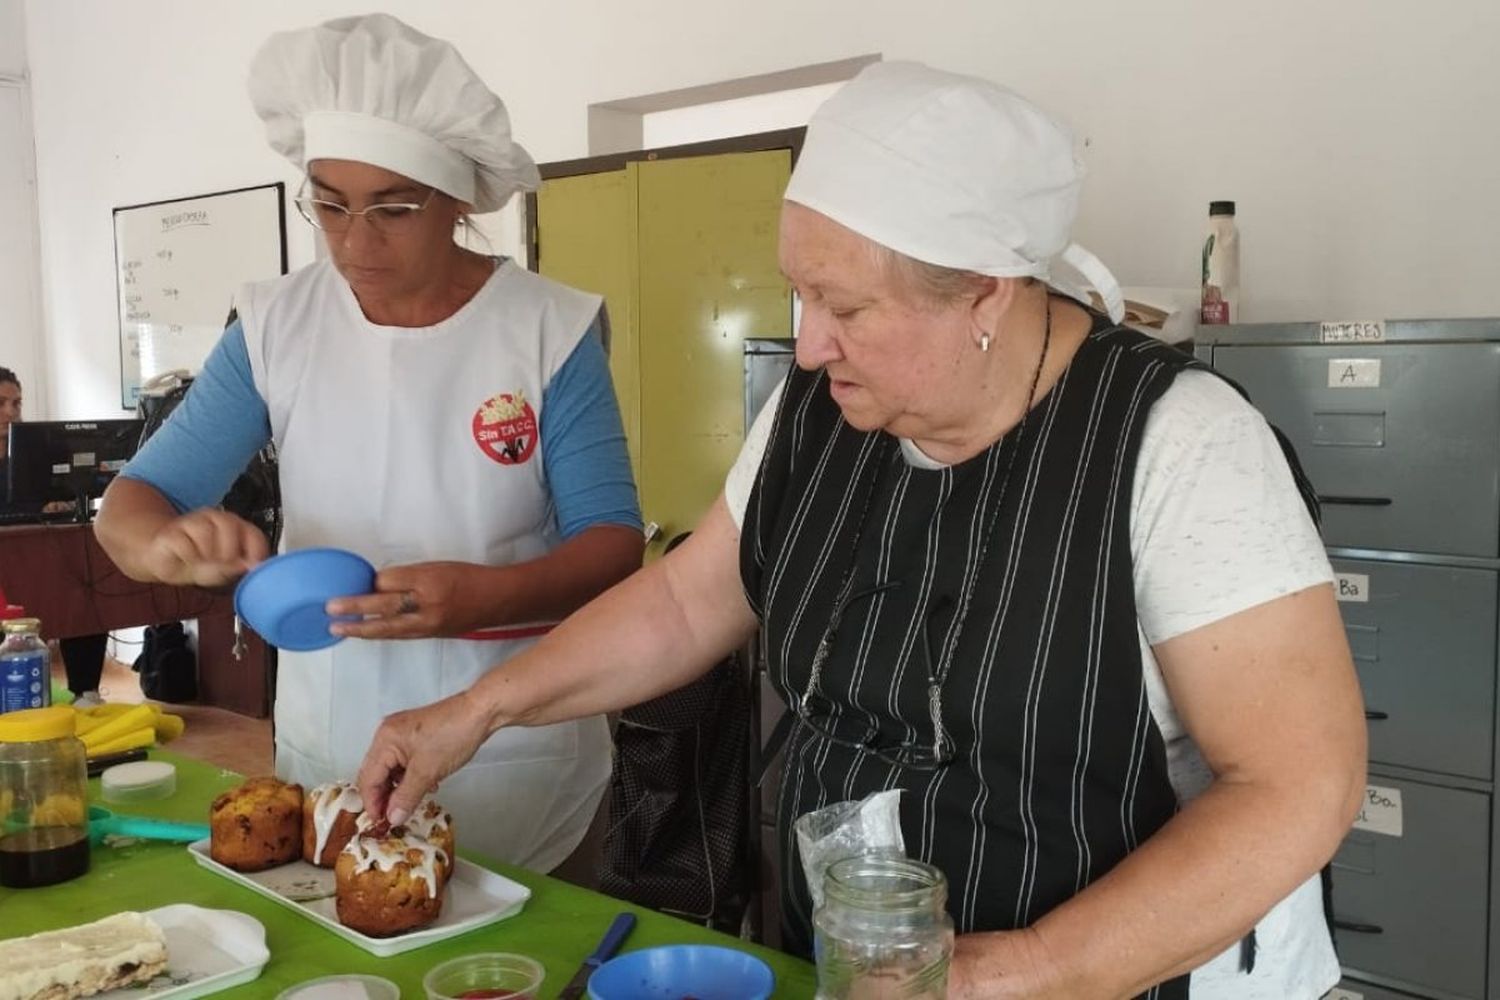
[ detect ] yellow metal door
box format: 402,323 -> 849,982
535,148 -> 791,557
635,149 -> 792,554
535,169 -> 642,473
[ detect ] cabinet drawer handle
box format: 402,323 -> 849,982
1333,919 -> 1384,935
1364,710 -> 1389,721
1317,495 -> 1393,507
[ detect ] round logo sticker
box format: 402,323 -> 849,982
472,391 -> 538,466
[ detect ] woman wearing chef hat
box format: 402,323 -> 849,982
359,62 -> 1365,996
96,13 -> 642,872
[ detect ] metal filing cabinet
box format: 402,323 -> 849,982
1197,319 -> 1500,999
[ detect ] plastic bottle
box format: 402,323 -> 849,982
1,618 -> 51,714
1201,200 -> 1240,324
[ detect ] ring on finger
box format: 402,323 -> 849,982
397,591 -> 419,615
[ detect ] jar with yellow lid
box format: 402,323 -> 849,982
0,705 -> 90,887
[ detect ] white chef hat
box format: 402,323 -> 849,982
248,13 -> 539,213
784,61 -> 1125,323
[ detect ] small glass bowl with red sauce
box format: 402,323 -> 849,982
424,953 -> 546,1000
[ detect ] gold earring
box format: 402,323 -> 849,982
980,333 -> 991,353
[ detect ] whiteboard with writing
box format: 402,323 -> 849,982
113,183 -> 287,409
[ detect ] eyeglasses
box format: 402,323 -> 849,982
791,580 -> 957,771
293,183 -> 437,235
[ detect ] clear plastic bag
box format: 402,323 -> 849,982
794,789 -> 905,910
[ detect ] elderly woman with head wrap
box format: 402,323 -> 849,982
357,63 -> 1365,997
94,14 -> 643,871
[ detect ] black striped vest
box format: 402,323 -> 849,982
742,322 -> 1208,999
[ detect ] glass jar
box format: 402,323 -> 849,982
0,705 -> 90,887
814,854 -> 955,999
1,617 -> 52,713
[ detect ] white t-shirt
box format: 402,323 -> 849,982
726,370 -> 1341,999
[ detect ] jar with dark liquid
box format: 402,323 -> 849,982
0,705 -> 90,887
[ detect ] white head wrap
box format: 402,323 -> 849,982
784,61 -> 1125,323
248,13 -> 538,213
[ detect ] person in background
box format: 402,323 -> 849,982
0,365 -> 109,707
94,14 -> 642,872
355,63 -> 1365,998
0,367 -> 19,467
58,634 -> 108,708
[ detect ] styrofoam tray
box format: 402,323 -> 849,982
96,904 -> 269,999
187,839 -> 531,957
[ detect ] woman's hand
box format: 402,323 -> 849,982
327,561 -> 493,639
357,688 -> 493,827
139,509 -> 268,587
947,928 -> 1069,999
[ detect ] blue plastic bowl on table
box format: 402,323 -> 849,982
234,547 -> 376,652
587,944 -> 775,1000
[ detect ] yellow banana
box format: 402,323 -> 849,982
85,727 -> 157,758
81,702 -> 162,718
81,704 -> 158,749
153,713 -> 185,742
74,711 -> 113,736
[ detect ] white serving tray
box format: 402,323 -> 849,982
96,904 -> 269,1000
186,839 -> 531,958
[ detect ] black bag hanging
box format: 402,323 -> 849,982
133,622 -> 198,703
597,651 -> 752,932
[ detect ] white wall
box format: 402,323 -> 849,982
22,0 -> 1500,416
0,0 -> 45,413
0,0 -> 24,74
642,82 -> 844,148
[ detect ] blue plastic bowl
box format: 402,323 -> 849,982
234,547 -> 376,652
587,945 -> 775,1000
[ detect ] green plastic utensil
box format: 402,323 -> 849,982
88,805 -> 208,847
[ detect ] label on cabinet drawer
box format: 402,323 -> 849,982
1326,989 -> 1362,1000
1335,573 -> 1369,603
1353,784 -> 1403,837
1328,358 -> 1381,388
1320,320 -> 1386,344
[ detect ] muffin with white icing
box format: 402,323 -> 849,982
334,830 -> 451,937
302,781 -> 364,868
354,795 -> 455,871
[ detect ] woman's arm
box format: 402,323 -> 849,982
326,524 -> 645,637
949,583 -> 1366,998
97,477 -> 269,586
357,493 -> 757,824
96,321 -> 273,585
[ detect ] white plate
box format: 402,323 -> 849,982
186,839 -> 531,957
95,904 -> 269,1000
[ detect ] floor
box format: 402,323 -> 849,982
52,655 -> 274,776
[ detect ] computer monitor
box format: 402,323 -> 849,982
6,419 -> 144,521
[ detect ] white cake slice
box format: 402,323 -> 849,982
0,912 -> 168,1000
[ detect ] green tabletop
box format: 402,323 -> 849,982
2,749 -> 815,998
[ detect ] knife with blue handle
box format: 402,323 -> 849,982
557,911 -> 636,1000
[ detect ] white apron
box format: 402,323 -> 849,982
237,258 -> 612,871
